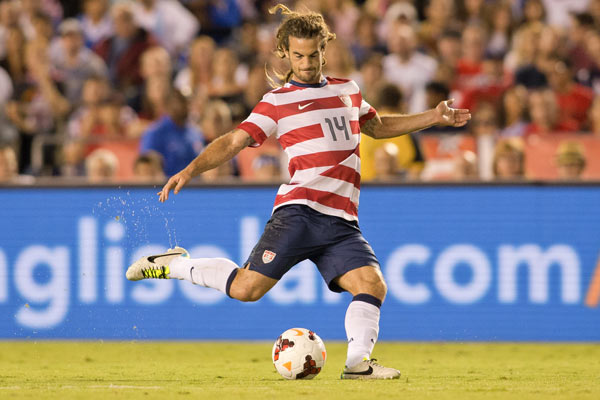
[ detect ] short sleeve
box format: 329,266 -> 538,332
237,92 -> 278,147
358,97 -> 377,127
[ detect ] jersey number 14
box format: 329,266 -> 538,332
324,116 -> 350,141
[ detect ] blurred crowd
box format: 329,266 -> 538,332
0,0 -> 600,185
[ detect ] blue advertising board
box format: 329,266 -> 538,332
0,185 -> 599,341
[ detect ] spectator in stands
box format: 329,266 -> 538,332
484,1 -> 514,57
469,101 -> 499,136
372,143 -> 403,182
434,29 -> 462,85
0,145 -> 18,182
140,45 -> 172,84
78,0 -> 112,48
140,89 -> 203,176
419,0 -> 457,55
507,25 -> 547,88
198,99 -> 238,181
174,36 -> 216,98
132,0 -> 198,58
456,52 -> 509,112
536,25 -> 567,74
521,0 -> 546,27
493,138 -> 525,180
195,0 -> 241,44
452,150 -> 478,180
545,57 -> 594,130
133,151 -> 165,182
94,2 -> 156,108
525,89 -> 578,135
17,0 -> 63,41
361,83 -> 425,181
85,147 -> 119,182
454,24 -> 486,91
355,53 -> 385,105
555,140 -> 586,180
383,21 -> 437,113
323,40 -> 357,80
350,12 -> 386,68
321,0 -> 359,45
49,18 -> 108,103
58,140 -> 86,178
209,48 -> 247,121
6,40 -> 70,174
231,21 -> 259,67
499,86 -> 528,137
457,0 -> 486,25
136,76 -> 170,128
67,76 -> 137,142
30,10 -> 54,45
251,153 -> 281,182
567,13 -> 595,78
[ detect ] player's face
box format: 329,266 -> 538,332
286,36 -> 324,84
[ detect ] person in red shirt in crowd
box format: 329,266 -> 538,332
454,24 -> 485,91
525,88 -> 578,135
456,52 -> 511,112
545,57 -> 594,130
93,2 -> 156,108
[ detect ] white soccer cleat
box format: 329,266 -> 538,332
340,359 -> 401,380
126,246 -> 189,281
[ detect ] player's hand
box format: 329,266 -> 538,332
158,169 -> 192,202
435,99 -> 471,127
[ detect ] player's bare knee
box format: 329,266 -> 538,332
363,272 -> 387,302
230,284 -> 266,302
374,279 -> 387,302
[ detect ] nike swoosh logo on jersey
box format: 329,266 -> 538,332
298,102 -> 314,110
148,253 -> 182,263
344,366 -> 374,376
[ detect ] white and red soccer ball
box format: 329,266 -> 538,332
272,328 -> 327,379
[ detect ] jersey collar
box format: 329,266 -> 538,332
289,77 -> 328,88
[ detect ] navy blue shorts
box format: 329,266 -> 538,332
244,204 -> 380,293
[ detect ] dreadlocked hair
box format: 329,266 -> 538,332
266,4 -> 336,87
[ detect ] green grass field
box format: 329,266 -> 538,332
0,342 -> 598,399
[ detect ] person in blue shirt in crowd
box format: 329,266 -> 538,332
140,89 -> 203,176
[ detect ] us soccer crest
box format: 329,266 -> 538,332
339,94 -> 352,108
262,250 -> 276,263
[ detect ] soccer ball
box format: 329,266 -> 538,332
272,328 -> 326,379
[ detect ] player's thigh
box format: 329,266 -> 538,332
245,205 -> 314,281
229,267 -> 278,302
334,266 -> 387,301
312,219 -> 381,295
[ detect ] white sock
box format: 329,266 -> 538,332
344,295 -> 381,368
169,256 -> 238,294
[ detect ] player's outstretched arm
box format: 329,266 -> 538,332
158,129 -> 255,202
362,99 -> 471,139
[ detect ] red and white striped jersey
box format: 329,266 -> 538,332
238,76 -> 377,221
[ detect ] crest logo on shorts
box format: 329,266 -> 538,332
262,250 -> 276,264
339,94 -> 352,108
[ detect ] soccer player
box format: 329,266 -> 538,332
126,5 -> 470,379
